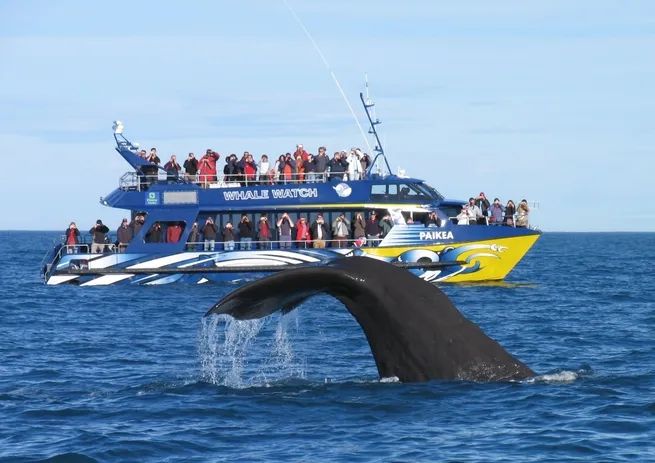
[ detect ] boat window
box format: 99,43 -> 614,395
144,221 -> 187,244
371,183 -> 428,200
421,183 -> 444,200
371,184 -> 386,197
398,184 -> 419,198
400,211 -> 427,224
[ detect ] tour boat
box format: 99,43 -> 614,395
41,94 -> 540,285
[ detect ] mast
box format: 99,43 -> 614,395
360,83 -> 391,176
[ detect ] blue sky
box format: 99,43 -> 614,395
0,0 -> 653,231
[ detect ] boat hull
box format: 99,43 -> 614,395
44,233 -> 540,286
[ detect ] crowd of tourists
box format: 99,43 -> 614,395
454,192 -> 530,228
136,144 -> 373,187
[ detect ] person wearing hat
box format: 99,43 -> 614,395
89,219 -> 110,253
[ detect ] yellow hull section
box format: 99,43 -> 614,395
364,233 -> 540,282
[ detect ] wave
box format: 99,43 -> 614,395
32,452 -> 98,463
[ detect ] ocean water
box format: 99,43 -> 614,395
1,231 -> 654,462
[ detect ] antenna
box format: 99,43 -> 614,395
282,0 -> 372,154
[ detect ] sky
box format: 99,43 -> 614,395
0,0 -> 653,231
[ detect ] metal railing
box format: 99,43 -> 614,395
447,215 -> 536,228
51,236 -> 384,258
182,237 -> 381,251
119,170 -> 363,191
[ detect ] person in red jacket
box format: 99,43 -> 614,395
294,144 -> 309,162
166,222 -> 183,243
64,222 -> 80,254
240,152 -> 258,185
198,149 -> 220,188
295,216 -> 311,248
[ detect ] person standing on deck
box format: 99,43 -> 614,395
313,147 -> 329,182
223,222 -> 236,251
379,213 -> 393,238
238,152 -> 257,185
310,214 -> 330,248
346,149 -> 363,180
202,217 -> 218,251
89,220 -> 109,253
365,212 -> 382,246
64,222 -> 80,254
295,216 -> 311,248
257,215 -> 272,249
258,155 -> 271,184
116,218 -> 133,252
198,149 -> 220,187
516,200 -> 530,228
238,215 -> 254,250
331,213 -> 350,248
166,222 -> 183,243
489,198 -> 504,225
183,153 -> 198,183
504,200 -> 516,227
186,222 -> 200,251
164,155 -> 181,182
277,213 -> 294,249
130,214 -> 146,239
465,197 -> 483,225
328,151 -> 348,181
142,148 -> 160,187
294,144 -> 309,163
353,212 -> 366,241
475,192 -> 491,224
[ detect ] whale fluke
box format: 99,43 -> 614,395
206,257 -> 534,383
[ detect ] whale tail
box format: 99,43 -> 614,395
207,257 -> 534,383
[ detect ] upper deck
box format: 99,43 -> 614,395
106,171 -> 446,213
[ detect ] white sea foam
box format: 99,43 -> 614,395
528,370 -> 579,384
379,376 -> 400,383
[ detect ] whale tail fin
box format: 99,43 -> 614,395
206,257 -> 535,383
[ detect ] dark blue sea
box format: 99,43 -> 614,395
1,232 -> 654,462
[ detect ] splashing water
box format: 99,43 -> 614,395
198,312 -> 305,388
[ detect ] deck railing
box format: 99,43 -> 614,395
120,171 -> 337,192
447,215 -> 536,228
52,236 -> 383,259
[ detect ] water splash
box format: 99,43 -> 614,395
527,366 -> 592,384
536,371 -> 579,383
380,376 -> 400,383
198,312 -> 304,388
